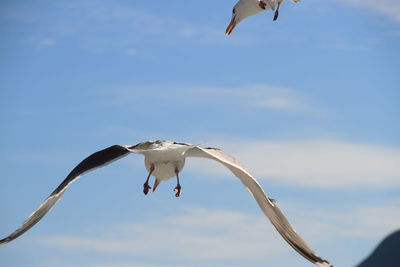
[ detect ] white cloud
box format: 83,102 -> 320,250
336,0 -> 400,22
283,198 -> 400,240
122,48 -> 139,56
187,139 -> 400,189
38,38 -> 56,47
39,207 -> 287,262
258,97 -> 294,109
99,83 -> 319,114
37,202 -> 400,266
179,28 -> 197,37
193,84 -> 315,113
85,264 -> 178,267
2,1 -> 238,53
25,37 -> 57,48
332,38 -> 382,52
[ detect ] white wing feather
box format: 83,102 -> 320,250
0,145 -> 136,245
185,146 -> 332,267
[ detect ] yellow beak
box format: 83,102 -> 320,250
225,17 -> 237,35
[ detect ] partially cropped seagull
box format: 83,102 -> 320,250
226,0 -> 300,35
0,140 -> 332,266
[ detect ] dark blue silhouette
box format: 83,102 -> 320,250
357,229 -> 400,267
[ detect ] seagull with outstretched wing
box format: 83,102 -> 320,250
0,140 -> 332,266
226,0 -> 300,35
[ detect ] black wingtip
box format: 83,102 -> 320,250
204,147 -> 221,150
0,238 -> 10,245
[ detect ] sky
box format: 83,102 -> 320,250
0,0 -> 399,266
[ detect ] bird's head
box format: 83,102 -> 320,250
226,0 -> 269,35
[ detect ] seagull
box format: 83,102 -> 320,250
0,140 -> 332,266
226,0 -> 300,35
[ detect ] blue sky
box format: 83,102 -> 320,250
0,0 -> 399,266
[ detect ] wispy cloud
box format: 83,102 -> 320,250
38,38 -> 56,47
99,83 -> 320,115
187,139 -> 400,189
39,207 -> 287,263
192,84 -> 316,113
283,198 -> 400,240
336,0 -> 400,22
1,1 -> 237,54
38,202 -> 400,266
85,264 -> 179,267
333,38 -> 382,52
122,48 -> 139,56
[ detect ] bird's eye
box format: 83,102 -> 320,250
233,8 -> 236,14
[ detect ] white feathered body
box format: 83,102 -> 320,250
141,141 -> 190,180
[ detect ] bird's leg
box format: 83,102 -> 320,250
152,179 -> 160,192
173,166 -> 181,197
143,164 -> 154,195
273,2 -> 281,21
265,0 -> 276,10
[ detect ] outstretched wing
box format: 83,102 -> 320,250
185,146 -> 332,267
0,144 -> 136,245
